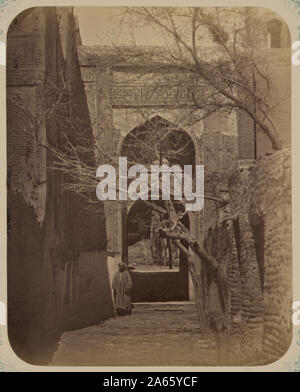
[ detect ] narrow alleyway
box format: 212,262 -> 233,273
50,302 -> 218,366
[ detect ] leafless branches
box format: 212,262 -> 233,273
115,7 -> 284,150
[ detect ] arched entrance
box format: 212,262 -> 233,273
126,200 -> 190,302
120,115 -> 195,302
121,115 -> 195,168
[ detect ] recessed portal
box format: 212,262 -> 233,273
120,115 -> 195,302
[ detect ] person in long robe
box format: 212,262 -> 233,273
112,262 -> 133,316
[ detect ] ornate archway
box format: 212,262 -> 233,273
119,115 -> 195,301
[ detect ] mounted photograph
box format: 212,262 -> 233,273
6,6 -> 292,366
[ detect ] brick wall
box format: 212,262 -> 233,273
7,7 -> 111,365
241,8 -> 291,159
229,148 -> 292,363
203,148 -> 292,364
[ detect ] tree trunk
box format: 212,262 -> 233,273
170,238 -> 208,332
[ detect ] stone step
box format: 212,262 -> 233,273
132,301 -> 196,313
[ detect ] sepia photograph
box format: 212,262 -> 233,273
6,6 -> 292,367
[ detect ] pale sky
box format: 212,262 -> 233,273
74,7 -> 165,46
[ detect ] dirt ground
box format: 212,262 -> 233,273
50,302 -> 219,367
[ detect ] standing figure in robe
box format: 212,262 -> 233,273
112,262 -> 133,316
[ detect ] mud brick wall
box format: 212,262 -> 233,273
6,8 -> 47,219
229,148 -> 292,363
204,220 -> 244,359
203,148 -> 291,364
7,8 -> 52,365
65,251 -> 114,330
235,210 -> 264,361
7,7 -> 110,364
7,190 -> 48,363
226,221 -> 243,357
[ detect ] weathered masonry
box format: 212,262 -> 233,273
6,6 -> 292,365
77,7 -> 291,304
7,7 -> 114,365
203,149 -> 292,364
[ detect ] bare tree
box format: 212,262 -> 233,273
115,7 -> 286,150
13,77 -> 227,333
11,7 -> 288,337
